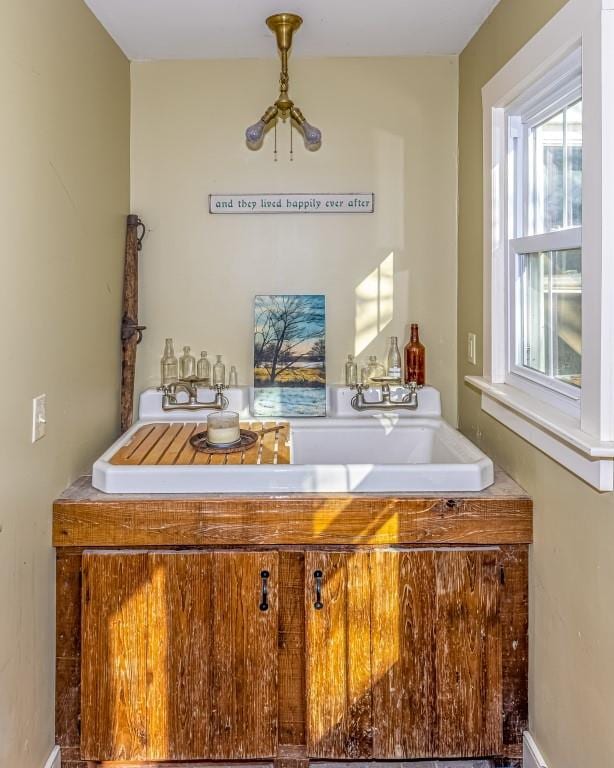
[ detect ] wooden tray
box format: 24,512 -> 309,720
110,421 -> 290,466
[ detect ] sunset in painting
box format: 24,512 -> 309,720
253,295 -> 326,416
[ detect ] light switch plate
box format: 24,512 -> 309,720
32,394 -> 47,442
467,333 -> 477,365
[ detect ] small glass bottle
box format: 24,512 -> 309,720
386,336 -> 402,380
360,362 -> 369,387
367,355 -> 386,383
212,354 -> 226,386
197,351 -> 211,383
228,365 -> 238,387
179,346 -> 196,379
345,354 -> 358,387
160,338 -> 178,385
404,323 -> 426,386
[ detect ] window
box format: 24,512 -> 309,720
506,54 -> 582,410
516,248 -> 581,385
469,0 -> 614,490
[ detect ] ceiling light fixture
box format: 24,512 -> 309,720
245,13 -> 321,157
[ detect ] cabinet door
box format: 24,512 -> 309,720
81,552 -> 148,761
370,549 -> 502,758
81,550 -> 278,762
304,551 -> 372,759
148,551 -> 279,760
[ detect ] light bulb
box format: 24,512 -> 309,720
245,120 -> 266,148
302,122 -> 322,150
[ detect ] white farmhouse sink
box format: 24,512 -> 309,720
92,386 -> 493,494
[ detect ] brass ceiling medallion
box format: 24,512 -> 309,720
245,13 -> 322,155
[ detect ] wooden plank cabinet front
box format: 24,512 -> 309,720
81,551 -> 279,762
305,551 -> 373,759
76,546 -> 526,766
306,549 -> 503,761
81,552 -> 148,762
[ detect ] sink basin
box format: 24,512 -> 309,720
92,386 -> 493,494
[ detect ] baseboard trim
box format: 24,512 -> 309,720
43,745 -> 61,768
524,730 -> 548,768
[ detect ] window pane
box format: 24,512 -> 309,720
518,248 -> 581,387
533,112 -> 564,232
566,100 -> 582,227
530,100 -> 582,233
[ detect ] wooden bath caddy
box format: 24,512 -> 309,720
110,420 -> 290,466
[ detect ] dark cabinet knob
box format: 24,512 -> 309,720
260,569 -> 270,611
313,569 -> 323,610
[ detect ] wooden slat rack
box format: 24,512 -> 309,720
110,421 -> 290,466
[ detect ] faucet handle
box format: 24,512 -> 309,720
401,380 -> 419,406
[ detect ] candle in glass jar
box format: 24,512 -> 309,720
207,411 -> 241,446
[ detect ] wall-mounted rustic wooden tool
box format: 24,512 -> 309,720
120,214 -> 146,433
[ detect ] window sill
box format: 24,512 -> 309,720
465,376 -> 614,491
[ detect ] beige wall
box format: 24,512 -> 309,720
458,1 -> 614,765
131,57 -> 459,421
0,2 -> 130,766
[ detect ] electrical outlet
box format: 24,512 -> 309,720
32,394 -> 47,443
467,333 -> 477,366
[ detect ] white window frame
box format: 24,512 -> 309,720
507,231 -> 583,414
466,0 -> 614,490
505,53 -> 583,416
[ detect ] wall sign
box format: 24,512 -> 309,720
209,193 -> 374,214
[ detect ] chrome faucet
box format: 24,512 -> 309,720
158,377 -> 229,411
350,376 -> 419,412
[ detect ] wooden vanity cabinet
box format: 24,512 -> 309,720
81,550 -> 279,762
80,547 -> 518,764
305,549 -> 503,761
54,476 -> 531,767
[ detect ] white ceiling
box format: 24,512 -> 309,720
83,0 -> 500,60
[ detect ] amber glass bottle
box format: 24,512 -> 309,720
404,324 -> 425,385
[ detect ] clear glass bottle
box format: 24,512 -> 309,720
228,365 -> 238,387
367,355 -> 386,383
160,338 -> 179,385
404,323 -> 426,386
179,346 -> 196,379
360,362 -> 370,386
212,354 -> 226,386
386,336 -> 402,380
345,354 -> 358,386
197,351 -> 211,383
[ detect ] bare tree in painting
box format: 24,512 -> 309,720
254,295 -> 324,383
310,338 -> 325,360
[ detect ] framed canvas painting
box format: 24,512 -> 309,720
253,294 -> 326,417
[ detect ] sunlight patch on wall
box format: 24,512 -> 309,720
355,252 -> 394,356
